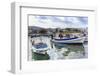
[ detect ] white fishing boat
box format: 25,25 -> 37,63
52,37 -> 85,43
32,42 -> 49,54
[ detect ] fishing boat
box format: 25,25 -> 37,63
52,37 -> 85,44
84,36 -> 88,42
32,42 -> 49,54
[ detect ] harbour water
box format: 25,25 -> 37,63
28,36 -> 88,61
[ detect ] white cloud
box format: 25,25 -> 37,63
29,16 -> 87,28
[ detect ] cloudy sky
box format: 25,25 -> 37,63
29,15 -> 88,28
